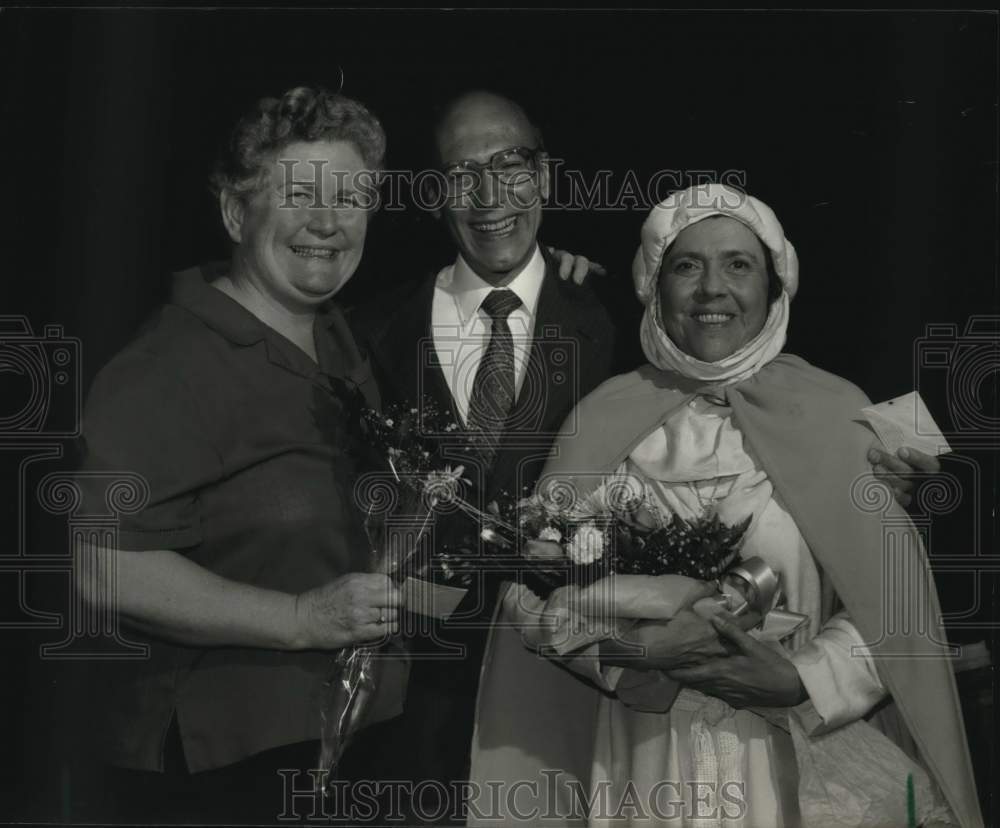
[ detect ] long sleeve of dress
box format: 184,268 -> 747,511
502,583 -> 659,697
501,582 -> 612,685
790,610 -> 888,734
503,580 -> 694,713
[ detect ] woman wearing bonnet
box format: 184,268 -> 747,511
467,184 -> 981,827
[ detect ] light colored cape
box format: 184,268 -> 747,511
468,355 -> 981,828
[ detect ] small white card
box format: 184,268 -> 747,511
861,391 -> 952,457
401,577 -> 469,620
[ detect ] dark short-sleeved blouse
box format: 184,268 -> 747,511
79,264 -> 406,773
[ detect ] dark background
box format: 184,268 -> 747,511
0,7 -> 996,824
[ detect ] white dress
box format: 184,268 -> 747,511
580,395 -> 888,827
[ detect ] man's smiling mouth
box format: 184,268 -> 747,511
470,215 -> 518,238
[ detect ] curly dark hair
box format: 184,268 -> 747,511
209,86 -> 386,201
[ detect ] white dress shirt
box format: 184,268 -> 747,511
431,245 -> 546,424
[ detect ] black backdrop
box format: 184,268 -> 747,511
1,8 -> 996,823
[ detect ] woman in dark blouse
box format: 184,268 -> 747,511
77,86 -> 403,823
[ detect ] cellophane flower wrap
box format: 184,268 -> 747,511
317,400 -> 469,793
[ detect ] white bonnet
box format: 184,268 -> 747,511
632,183 -> 799,305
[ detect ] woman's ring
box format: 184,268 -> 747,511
378,613 -> 386,625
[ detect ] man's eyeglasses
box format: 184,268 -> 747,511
439,146 -> 544,195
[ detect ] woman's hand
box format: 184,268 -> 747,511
579,573 -> 714,621
666,614 -> 808,708
601,607 -> 762,671
77,545 -> 400,652
294,573 -> 401,650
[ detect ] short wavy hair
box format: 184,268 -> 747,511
209,85 -> 386,201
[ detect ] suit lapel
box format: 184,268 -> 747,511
521,256 -> 604,427
372,275 -> 454,416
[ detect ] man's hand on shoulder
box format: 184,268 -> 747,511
547,245 -> 608,285
868,443 -> 941,509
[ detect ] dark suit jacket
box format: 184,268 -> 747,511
366,252 -> 620,500
347,249 -> 624,793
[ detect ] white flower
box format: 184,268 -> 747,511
385,418 -> 394,427
518,493 -> 568,525
567,523 -> 605,565
569,490 -> 608,522
538,526 -> 562,543
424,464 -> 467,507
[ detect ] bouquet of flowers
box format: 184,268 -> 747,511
319,401 -> 806,790
490,483 -> 752,584
485,476 -> 809,660
318,399 -> 534,790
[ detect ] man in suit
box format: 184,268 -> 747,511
357,90 -> 626,821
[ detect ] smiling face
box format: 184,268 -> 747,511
657,216 -> 771,363
434,93 -> 548,285
222,139 -> 370,311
